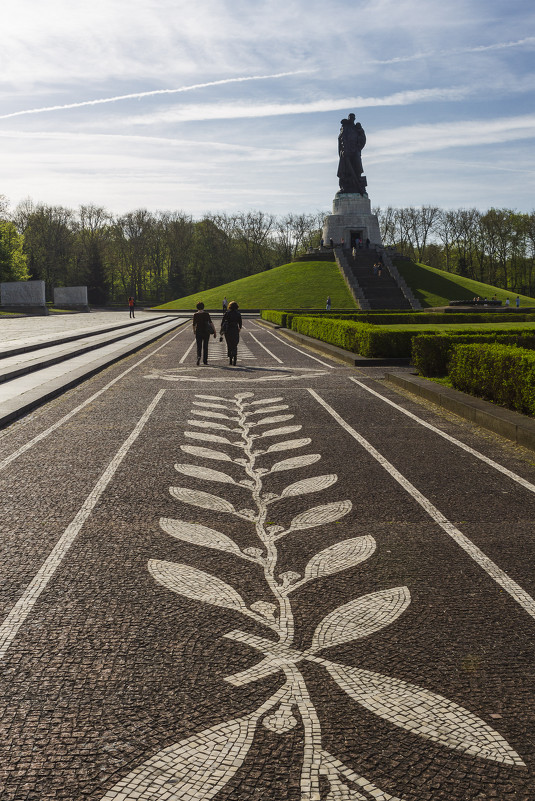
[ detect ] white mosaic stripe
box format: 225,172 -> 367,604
252,322 -> 335,368
180,338 -> 257,364
308,387 -> 535,621
0,390 -> 166,660
248,332 -> 284,363
0,327 -> 186,473
349,376 -> 535,495
205,339 -> 256,361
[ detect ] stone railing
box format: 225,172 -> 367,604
335,250 -> 370,310
375,247 -> 422,310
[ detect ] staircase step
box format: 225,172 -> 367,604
347,251 -> 410,309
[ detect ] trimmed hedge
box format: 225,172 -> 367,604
327,312 -> 535,325
263,310 -> 535,361
290,316 -> 421,358
264,310 -> 535,326
261,310 -> 286,326
449,344 -> 535,415
412,331 -> 535,376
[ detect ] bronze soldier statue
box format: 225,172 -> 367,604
337,113 -> 367,194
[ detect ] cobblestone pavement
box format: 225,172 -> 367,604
0,319 -> 534,800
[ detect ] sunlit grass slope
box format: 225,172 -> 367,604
156,261 -> 358,310
396,258 -> 535,308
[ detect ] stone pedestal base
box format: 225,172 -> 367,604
322,193 -> 382,248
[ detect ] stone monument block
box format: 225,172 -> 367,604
322,194 -> 382,249
0,280 -> 48,314
53,286 -> 90,312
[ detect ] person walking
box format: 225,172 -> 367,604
222,296 -> 228,312
326,296 -> 331,311
128,296 -> 135,318
516,296 -> 520,308
220,301 -> 242,365
192,301 -> 216,365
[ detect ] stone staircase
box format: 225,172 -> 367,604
346,248 -> 413,309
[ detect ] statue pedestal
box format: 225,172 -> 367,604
322,192 -> 382,248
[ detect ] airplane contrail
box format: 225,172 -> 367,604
370,36 -> 535,65
0,71 -> 309,121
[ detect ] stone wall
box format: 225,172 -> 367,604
0,280 -> 48,314
53,286 -> 89,311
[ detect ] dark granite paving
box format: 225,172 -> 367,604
0,320 -> 534,801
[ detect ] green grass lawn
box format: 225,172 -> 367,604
156,261 -> 358,310
395,258 -> 535,308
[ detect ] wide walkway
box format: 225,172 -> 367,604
0,309 -> 167,346
0,317 -> 534,801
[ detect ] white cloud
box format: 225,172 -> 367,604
368,114 -> 535,160
114,87 -> 474,127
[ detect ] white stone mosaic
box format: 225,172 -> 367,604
101,391 -> 526,801
143,366 -> 329,383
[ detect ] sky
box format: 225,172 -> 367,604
1,0 -> 535,218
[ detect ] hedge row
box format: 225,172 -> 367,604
326,312 -> 535,325
449,344 -> 535,415
261,310 -> 287,326
263,310 -> 535,327
412,331 -> 535,376
262,311 -> 535,365
289,316 -> 423,358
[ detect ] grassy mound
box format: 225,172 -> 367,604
155,261 -> 358,310
395,258 -> 535,307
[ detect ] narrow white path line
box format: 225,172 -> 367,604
0,389 -> 166,660
349,377 -> 535,495
248,333 -> 283,363
256,326 -> 334,368
0,325 -> 187,473
308,388 -> 535,622
179,338 -> 195,364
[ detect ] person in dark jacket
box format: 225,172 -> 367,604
220,301 -> 242,365
192,301 -> 215,365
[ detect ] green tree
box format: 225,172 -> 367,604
0,221 -> 29,282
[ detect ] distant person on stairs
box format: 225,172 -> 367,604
128,296 -> 135,318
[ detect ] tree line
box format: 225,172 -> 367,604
375,206 -> 535,295
0,195 -> 324,304
1,194 -> 534,302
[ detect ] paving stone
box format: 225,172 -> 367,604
0,318 -> 533,799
